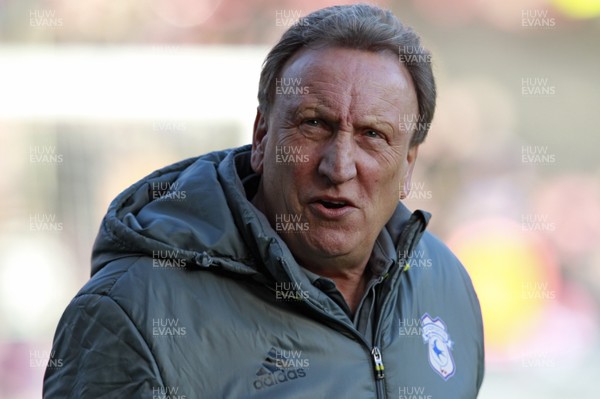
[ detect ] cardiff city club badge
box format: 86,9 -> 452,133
421,313 -> 456,381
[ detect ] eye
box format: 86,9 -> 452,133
364,129 -> 383,139
303,119 -> 320,127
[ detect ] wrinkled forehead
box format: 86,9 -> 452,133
274,46 -> 419,120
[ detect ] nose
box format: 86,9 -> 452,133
317,133 -> 357,185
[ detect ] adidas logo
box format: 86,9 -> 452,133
252,347 -> 308,390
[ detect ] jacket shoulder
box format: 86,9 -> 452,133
44,289 -> 163,397
414,231 -> 471,283
411,231 -> 483,312
78,256 -> 148,297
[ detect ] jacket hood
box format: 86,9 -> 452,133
91,145 -> 430,283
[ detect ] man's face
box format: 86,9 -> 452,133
251,46 -> 419,270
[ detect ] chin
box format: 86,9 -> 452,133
305,230 -> 361,258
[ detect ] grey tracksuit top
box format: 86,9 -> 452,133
44,145 -> 484,398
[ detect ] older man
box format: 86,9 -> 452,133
45,4 -> 484,398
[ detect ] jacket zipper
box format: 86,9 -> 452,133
371,347 -> 384,378
367,276 -> 387,398
276,258 -> 395,399
371,346 -> 386,398
370,272 -> 395,399
298,296 -> 388,398
369,250 -> 415,398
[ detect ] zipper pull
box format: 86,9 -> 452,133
371,347 -> 385,379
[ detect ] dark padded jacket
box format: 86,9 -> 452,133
44,145 -> 484,398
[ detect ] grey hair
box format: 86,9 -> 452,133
257,4 -> 436,146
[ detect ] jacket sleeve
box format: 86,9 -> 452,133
43,293 -> 163,398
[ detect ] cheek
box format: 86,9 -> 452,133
363,157 -> 406,209
265,128 -> 312,165
371,149 -> 407,186
389,147 -> 410,181
262,147 -> 314,199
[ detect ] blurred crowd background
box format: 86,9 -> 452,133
1,0 -> 599,398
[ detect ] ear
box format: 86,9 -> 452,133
400,145 -> 419,200
251,108 -> 269,174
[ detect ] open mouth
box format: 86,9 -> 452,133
317,199 -> 348,209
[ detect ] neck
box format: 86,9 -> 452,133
306,260 -> 371,314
